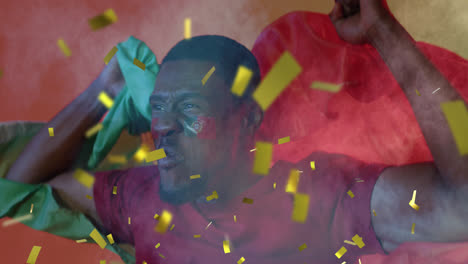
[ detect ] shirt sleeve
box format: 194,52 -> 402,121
93,169 -> 135,245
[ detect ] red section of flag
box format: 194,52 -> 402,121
195,116 -> 217,140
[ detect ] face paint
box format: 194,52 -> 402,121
183,116 -> 217,140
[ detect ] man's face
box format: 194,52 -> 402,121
150,59 -> 247,204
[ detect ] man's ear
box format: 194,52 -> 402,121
244,103 -> 263,131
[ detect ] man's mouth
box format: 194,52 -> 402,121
157,147 -> 184,169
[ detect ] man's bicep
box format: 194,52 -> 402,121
371,162 -> 467,252
47,170 -> 102,228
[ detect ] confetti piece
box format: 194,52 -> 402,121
356,180 -> 365,183
416,89 -> 421,96
154,213 -> 159,220
409,190 -> 420,211
223,240 -> 231,254
253,141 -> 273,175
100,261 -> 106,264
86,195 -> 93,200
128,217 -> 131,225
298,243 -> 307,251
155,243 -> 160,248
184,18 -> 191,39
285,169 -> 300,194
107,234 -> 114,244
231,65 -> 253,96
347,190 -> 355,198
193,234 -> 201,238
170,224 -> 175,231
2,214 -> 33,227
237,257 -> 245,264
344,240 -> 356,246
253,52 -> 302,111
432,87 -> 441,94
250,148 -> 256,152
373,210 -> 377,216
143,262 -> 147,264
352,234 -> 365,248
205,221 -> 212,230
104,46 -> 118,65
108,155 -> 127,164
73,169 -> 95,188
310,161 -> 315,170
85,123 -> 103,138
441,100 -> 468,155
190,174 -> 201,180
411,223 -> 415,234
112,186 -> 117,195
134,144 -> 150,162
30,204 -> 34,214
335,246 -> 347,259
310,81 -> 342,93
278,136 -> 290,144
48,127 -> 54,137
155,210 -> 173,234
359,259 -> 362,264
98,91 -> 114,109
88,9 -> 118,31
201,66 -> 216,85
273,182 -> 276,189
242,197 -> 254,204
0,69 -> 2,78
146,148 -> 167,162
90,228 -> 107,249
206,191 -> 219,201
57,38 -> 71,57
291,193 -> 309,223
26,246 -> 41,264
133,58 -> 146,71
158,253 -> 166,259
76,239 -> 87,243
234,215 -> 237,222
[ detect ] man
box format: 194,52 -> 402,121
6,0 -> 468,263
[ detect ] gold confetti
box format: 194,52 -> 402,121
76,239 -> 87,243
2,214 -> 33,227
90,228 -> 107,249
88,9 -> 118,31
347,190 -> 355,198
155,210 -> 173,234
48,127 -> 54,137
432,87 -> 441,94
233,215 -> 237,222
416,89 -> 421,96
104,46 -> 118,65
143,262 -> 147,264
344,240 -> 356,246
411,223 -> 415,234
242,197 -> 254,204
298,243 -> 307,251
231,65 -> 253,96
250,148 -> 256,152
108,155 -> 127,164
154,213 -> 159,220
291,193 -> 309,223
237,257 -> 246,264
134,144 -> 150,162
184,18 -> 191,39
278,136 -> 290,144
190,174 -> 201,180
335,246 -> 347,259
128,217 -> 131,225
193,234 -> 201,238
201,66 -> 216,85
30,204 -> 34,214
133,58 -> 146,71
373,210 -> 377,216
100,260 -> 106,264
252,51 -> 302,111
253,141 -> 273,175
0,69 -> 2,78
107,234 -> 115,244
57,38 -> 71,57
310,161 -> 315,170
86,195 -> 93,200
74,169 -> 95,188
158,253 -> 166,259
223,240 -> 231,254
285,169 -> 300,194
352,234 -> 365,248
206,191 -> 219,201
26,246 -> 41,264
85,123 -> 103,138
146,148 -> 167,162
155,243 -> 160,248
359,259 -> 362,264
310,81 -> 342,93
98,91 -> 114,109
273,182 -> 276,189
112,186 -> 117,195
356,180 -> 365,183
205,221 -> 212,230
409,190 -> 420,211
170,224 -> 175,231
441,100 -> 468,155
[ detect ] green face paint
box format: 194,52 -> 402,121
183,116 -> 217,139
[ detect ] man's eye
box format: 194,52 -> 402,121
152,104 -> 165,111
184,103 -> 199,110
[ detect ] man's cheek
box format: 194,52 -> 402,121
151,118 -> 159,140
183,116 -> 217,140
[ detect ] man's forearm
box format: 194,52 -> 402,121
5,78 -> 108,184
367,16 -> 468,186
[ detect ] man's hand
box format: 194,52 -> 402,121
97,55 -> 125,98
329,0 -> 391,44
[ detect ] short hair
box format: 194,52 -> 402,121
161,35 -> 261,105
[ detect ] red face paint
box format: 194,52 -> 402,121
194,116 -> 217,140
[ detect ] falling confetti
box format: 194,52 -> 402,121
291,193 -> 309,223
411,223 -> 415,234
440,100 -> 468,155
155,210 -> 173,234
310,161 -> 315,170
223,240 -> 231,254
231,65 -> 253,96
146,148 -> 167,162
98,91 -> 114,109
190,174 -> 201,180
48,127 -> 54,137
310,81 -> 342,93
201,66 -> 216,85
104,46 -> 118,65
298,243 -> 307,251
347,190 -> 355,198
155,243 -> 160,248
88,9 -> 118,31
285,169 -> 300,194
73,169 -> 95,188
57,38 -> 71,57
184,18 -> 191,39
107,234 -> 115,244
278,136 -> 290,144
242,197 -> 254,204
237,257 -> 246,264
26,246 -> 41,264
352,234 -> 365,248
253,141 -> 273,175
85,123 -> 103,138
335,246 -> 347,259
133,58 -> 146,71
90,229 -> 107,249
76,239 -> 87,243
2,214 -> 33,227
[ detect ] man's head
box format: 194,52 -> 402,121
150,35 -> 263,204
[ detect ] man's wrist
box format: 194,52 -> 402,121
366,15 -> 402,52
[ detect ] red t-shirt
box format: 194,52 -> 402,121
94,151 -> 388,264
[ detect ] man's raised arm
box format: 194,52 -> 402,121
5,56 -> 125,184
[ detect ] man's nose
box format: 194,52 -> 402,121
152,114 -> 183,137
